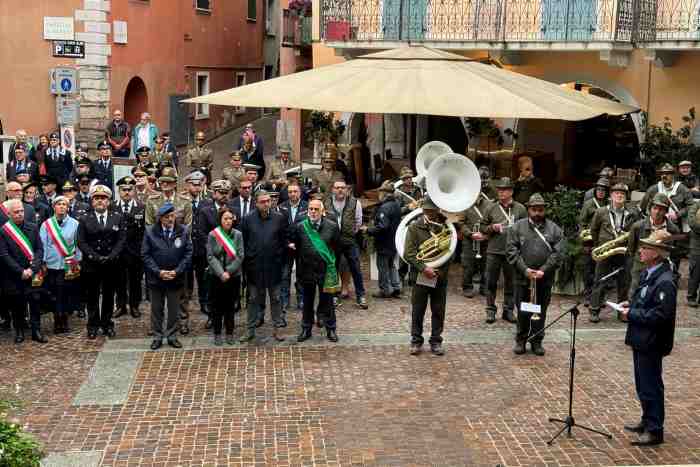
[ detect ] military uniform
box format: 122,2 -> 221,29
686,202 -> 700,306
268,159 -> 295,187
185,146 -> 214,180
145,192 -> 193,226
506,196 -> 563,354
313,169 -> 342,196
579,181 -> 608,305
114,196 -> 146,318
222,166 -> 246,193
640,177 -> 693,234
459,193 -> 492,296
677,160 -> 699,199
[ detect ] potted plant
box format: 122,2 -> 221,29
305,111 -> 346,163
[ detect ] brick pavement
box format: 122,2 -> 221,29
1,261 -> 700,466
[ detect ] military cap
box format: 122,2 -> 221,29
77,174 -> 92,183
41,175 -> 59,186
494,177 -> 514,189
230,151 -> 242,159
679,160 -> 693,167
255,189 -> 271,199
52,195 -> 69,206
136,146 -> 151,155
595,178 -> 610,188
49,132 -> 60,139
639,229 -> 674,253
610,183 -> 629,193
97,140 -> 111,150
243,163 -> 261,172
211,179 -> 232,192
651,192 -> 671,209
184,171 -> 205,184
116,176 -> 136,187
62,180 -> 77,191
284,166 -> 301,178
378,180 -> 395,193
158,202 -> 175,217
422,196 -> 439,211
22,181 -> 40,192
400,167 -> 415,179
278,143 -> 292,153
90,184 -> 112,198
526,193 -> 546,207
131,166 -> 147,177
158,167 -> 178,183
75,155 -> 92,166
657,163 -> 675,174
269,191 -> 280,198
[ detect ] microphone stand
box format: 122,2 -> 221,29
527,302 -> 613,445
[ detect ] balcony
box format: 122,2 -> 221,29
283,9 -> 313,48
320,0 -> 700,51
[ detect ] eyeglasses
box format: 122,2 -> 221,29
241,186 -> 252,190
308,207 -> 321,211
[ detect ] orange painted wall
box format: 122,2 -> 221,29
0,0 -> 82,135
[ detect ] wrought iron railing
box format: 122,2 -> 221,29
283,10 -> 313,47
320,0 -> 700,43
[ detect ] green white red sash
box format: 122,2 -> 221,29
44,216 -> 77,268
212,227 -> 237,259
2,221 -> 33,262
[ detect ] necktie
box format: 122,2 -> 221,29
123,203 -> 129,214
243,199 -> 248,216
99,214 -> 105,228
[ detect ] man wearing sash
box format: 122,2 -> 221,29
289,198 -> 341,342
589,183 -> 639,322
480,177 -> 528,324
459,167 -> 493,298
506,194 -> 564,356
0,199 -> 45,344
579,178 -> 609,307
40,196 -> 81,336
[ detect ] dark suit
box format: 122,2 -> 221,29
44,147 -> 73,188
93,159 -> 115,191
6,159 -> 39,183
278,200 -> 308,309
189,197 -> 218,309
230,196 -> 254,221
114,201 -> 146,312
78,210 -> 126,332
0,220 -> 43,333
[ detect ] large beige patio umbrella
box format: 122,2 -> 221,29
183,46 -> 638,120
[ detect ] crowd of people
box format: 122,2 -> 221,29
1,116 -> 685,446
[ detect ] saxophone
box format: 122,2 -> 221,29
592,232 -> 630,262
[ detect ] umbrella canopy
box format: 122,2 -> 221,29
184,46 -> 638,121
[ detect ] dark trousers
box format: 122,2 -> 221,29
210,275 -> 241,335
280,257 -> 302,309
485,253 -> 514,312
591,255 -> 628,311
150,286 -> 181,339
633,350 -> 665,434
336,243 -> 365,298
461,238 -> 486,291
112,147 -> 130,158
688,254 -> 700,301
410,282 -> 447,345
46,269 -> 68,320
301,282 -> 335,331
86,265 -> 116,332
186,255 -> 209,308
582,248 -> 596,301
8,292 -> 40,332
246,283 -> 284,333
116,258 -> 143,310
377,253 -> 400,294
514,280 -> 552,344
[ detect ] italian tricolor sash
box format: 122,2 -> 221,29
212,227 -> 237,259
44,217 -> 76,265
2,221 -> 33,262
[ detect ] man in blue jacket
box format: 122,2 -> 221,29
620,230 -> 677,446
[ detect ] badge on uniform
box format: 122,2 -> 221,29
112,224 -> 119,231
174,237 -> 182,248
640,285 -> 648,299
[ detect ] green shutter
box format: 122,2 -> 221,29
248,0 -> 256,20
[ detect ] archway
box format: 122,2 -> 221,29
124,77 -> 148,128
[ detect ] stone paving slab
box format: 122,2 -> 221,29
72,351 -> 142,406
41,450 -> 102,467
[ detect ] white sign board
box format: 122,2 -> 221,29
56,97 -> 80,126
114,21 -> 128,44
44,17 -> 74,41
50,67 -> 79,95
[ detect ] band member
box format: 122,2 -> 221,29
289,197 -> 341,343
620,230 -> 676,447
677,160 -> 699,198
240,190 -> 288,342
113,176 -> 146,319
364,181 -> 402,299
579,178 -> 609,306
481,177 -> 528,324
507,194 -> 564,356
460,166 -> 493,298
77,185 -> 126,339
185,131 -> 214,183
40,196 -> 81,336
628,193 -> 679,303
206,207 -> 244,346
278,182 -> 308,311
313,147 -> 343,197
589,183 -> 638,322
513,156 -> 545,205
396,167 -> 423,214
222,152 -> 246,195
640,163 -> 693,240
584,167 -> 615,202
686,201 -> 700,307
44,132 -> 73,189
268,144 -> 295,190
143,203 -> 192,350
0,199 -> 45,344
404,197 -> 450,356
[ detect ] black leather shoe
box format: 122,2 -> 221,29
391,289 -> 402,299
130,307 -> 141,318
167,338 -> 183,349
255,317 -> 265,328
239,333 -> 256,343
513,341 -> 526,355
105,328 -> 116,338
485,310 -> 496,324
631,431 -> 663,446
15,331 -> 24,344
410,344 -> 422,355
32,332 -> 48,344
326,329 -> 338,342
297,330 -> 312,342
150,339 -> 163,350
531,342 -> 545,356
205,318 -> 212,330
430,343 -> 445,356
624,422 -> 645,434
463,289 -> 475,298
113,307 -> 127,319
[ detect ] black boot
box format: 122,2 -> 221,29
62,314 -> 71,333
15,328 -> 24,344
32,330 -> 48,344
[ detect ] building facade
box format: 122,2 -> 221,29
0,0 -> 266,150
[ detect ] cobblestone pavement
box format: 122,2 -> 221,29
2,262 -> 700,466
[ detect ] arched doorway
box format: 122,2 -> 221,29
124,77 -> 148,128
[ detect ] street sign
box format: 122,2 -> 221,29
50,67 -> 79,95
53,40 -> 85,59
56,97 -> 80,126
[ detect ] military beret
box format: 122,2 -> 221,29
158,202 -> 175,217
137,146 -> 151,154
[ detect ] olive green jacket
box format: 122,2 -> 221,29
404,217 -> 451,283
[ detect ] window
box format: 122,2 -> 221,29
235,72 -> 246,114
196,0 -> 212,11
265,0 -> 274,34
195,72 -> 210,119
247,0 -> 256,21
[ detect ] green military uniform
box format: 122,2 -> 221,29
459,192 -> 492,296
223,166 -> 246,191
268,159 -> 295,186
579,180 -> 608,305
687,202 -> 700,306
145,192 -> 193,226
185,146 -> 214,179
313,169 -> 342,196
152,150 -> 176,170
404,201 -> 451,351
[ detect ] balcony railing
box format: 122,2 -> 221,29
320,0 -> 700,45
283,9 -> 313,47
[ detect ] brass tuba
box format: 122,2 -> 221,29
591,232 -> 630,262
